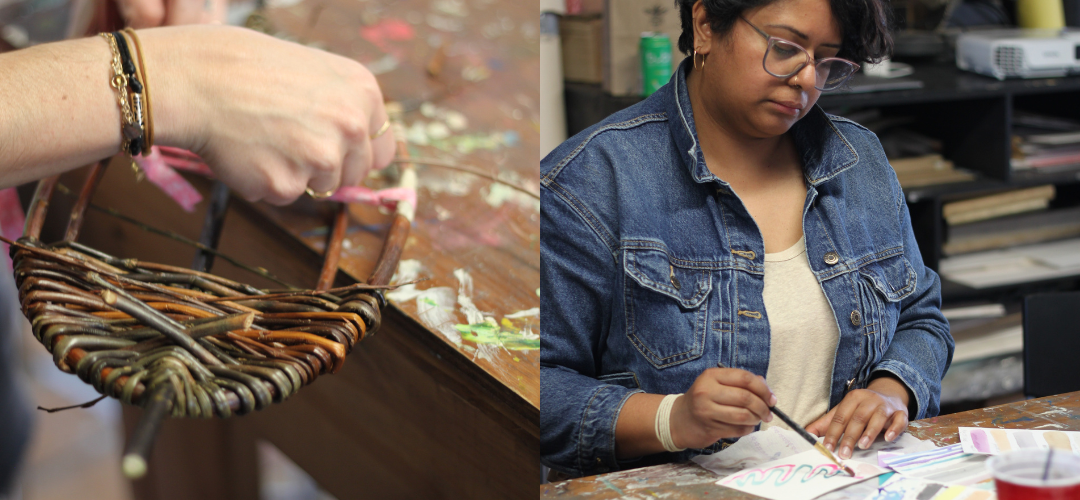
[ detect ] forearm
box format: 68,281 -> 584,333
0,36 -> 124,187
614,392 -> 666,458
0,28 -> 206,189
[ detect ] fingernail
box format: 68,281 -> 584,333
766,412 -> 773,422
886,431 -> 895,442
840,446 -> 851,459
770,395 -> 778,406
858,436 -> 869,449
825,443 -> 833,452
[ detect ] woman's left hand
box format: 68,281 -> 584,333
804,375 -> 912,459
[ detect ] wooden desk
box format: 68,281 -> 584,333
35,0 -> 538,498
540,391 -> 1080,499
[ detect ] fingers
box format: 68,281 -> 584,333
820,389 -> 911,459
805,409 -> 833,437
822,398 -> 856,456
836,404 -> 885,459
708,387 -> 773,425
201,0 -> 228,24
340,103 -> 393,188
369,111 -> 396,171
713,368 -> 776,408
340,141 -> 373,189
857,407 -> 890,450
164,0 -> 204,26
884,410 -> 908,443
118,0 -> 166,28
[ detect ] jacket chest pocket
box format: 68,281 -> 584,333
623,248 -> 712,369
855,252 -> 916,363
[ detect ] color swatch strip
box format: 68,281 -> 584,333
959,427 -> 1080,455
880,444 -> 993,486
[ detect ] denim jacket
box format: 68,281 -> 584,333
540,59 -> 954,477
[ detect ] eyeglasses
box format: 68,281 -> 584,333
740,17 -> 859,92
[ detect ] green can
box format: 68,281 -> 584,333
640,32 -> 672,96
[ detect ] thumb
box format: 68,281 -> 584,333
805,409 -> 833,437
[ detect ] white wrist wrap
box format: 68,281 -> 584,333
655,394 -> 686,453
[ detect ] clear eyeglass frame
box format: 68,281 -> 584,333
739,16 -> 860,92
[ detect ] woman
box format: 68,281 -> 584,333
540,0 -> 953,477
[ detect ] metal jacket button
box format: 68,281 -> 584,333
669,265 -> 681,290
824,251 -> 840,265
850,310 -> 862,326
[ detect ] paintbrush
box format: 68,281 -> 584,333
768,406 -> 856,477
716,361 -> 855,477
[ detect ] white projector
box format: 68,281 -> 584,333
956,28 -> 1080,80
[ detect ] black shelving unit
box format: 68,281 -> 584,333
563,61 -> 1080,305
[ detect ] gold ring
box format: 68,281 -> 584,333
305,187 -> 336,200
370,120 -> 391,140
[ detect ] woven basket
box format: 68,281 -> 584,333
6,158 -> 410,477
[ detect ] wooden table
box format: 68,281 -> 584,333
33,0 -> 538,498
540,391 -> 1080,499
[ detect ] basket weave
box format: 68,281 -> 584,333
7,159 -> 409,476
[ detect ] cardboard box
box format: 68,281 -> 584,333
603,0 -> 686,96
560,15 -> 604,83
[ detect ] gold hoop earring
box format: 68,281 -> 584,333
694,49 -> 705,70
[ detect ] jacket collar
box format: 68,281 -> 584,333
665,58 -> 859,188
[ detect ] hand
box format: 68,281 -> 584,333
118,0 -> 228,28
143,26 -> 396,205
805,375 -> 911,459
669,367 -> 777,449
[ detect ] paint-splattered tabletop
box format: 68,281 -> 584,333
253,0 -> 539,411
540,391 -> 1080,499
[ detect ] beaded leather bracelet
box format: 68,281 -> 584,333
101,31 -> 147,157
123,28 -> 154,150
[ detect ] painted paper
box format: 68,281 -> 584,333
880,443 -> 992,486
863,475 -> 997,500
716,449 -> 886,500
959,427 -> 1080,455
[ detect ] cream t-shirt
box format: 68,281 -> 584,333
758,235 -> 840,431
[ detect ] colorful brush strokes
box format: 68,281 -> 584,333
959,427 -> 1080,455
880,444 -> 993,486
717,449 -> 886,500
864,476 -> 997,500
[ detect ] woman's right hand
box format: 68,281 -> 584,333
669,367 -> 777,449
142,25 -> 396,205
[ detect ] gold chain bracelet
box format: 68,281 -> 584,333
100,33 -> 140,155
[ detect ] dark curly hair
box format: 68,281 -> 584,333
675,0 -> 893,64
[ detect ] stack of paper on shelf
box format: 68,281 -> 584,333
1011,111 -> 1080,173
949,312 -> 1023,363
941,303 -> 1007,321
939,237 -> 1080,288
1012,131 -> 1080,172
888,154 -> 976,189
944,205 -> 1080,255
942,185 -> 1055,225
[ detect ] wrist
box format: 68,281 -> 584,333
655,394 -> 685,452
133,26 -> 209,152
